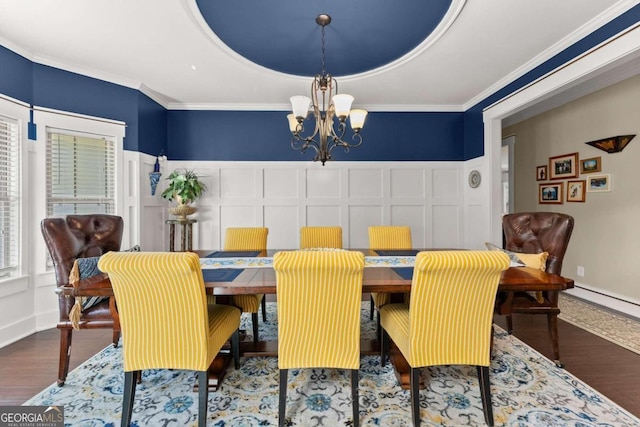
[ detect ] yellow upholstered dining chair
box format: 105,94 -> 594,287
224,227 -> 269,343
273,249 -> 365,427
368,225 -> 412,321
380,251 -> 510,427
98,251 -> 241,427
299,226 -> 343,249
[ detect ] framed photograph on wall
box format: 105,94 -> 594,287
580,156 -> 601,174
538,182 -> 563,204
536,165 -> 547,181
549,152 -> 579,180
587,174 -> 612,192
566,180 -> 586,202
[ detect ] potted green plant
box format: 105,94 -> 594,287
161,169 -> 207,219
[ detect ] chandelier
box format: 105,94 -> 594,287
287,14 -> 368,166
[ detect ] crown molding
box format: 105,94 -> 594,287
463,0 -> 640,110
165,102 -> 465,112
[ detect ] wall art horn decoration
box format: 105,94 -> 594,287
585,134 -> 635,153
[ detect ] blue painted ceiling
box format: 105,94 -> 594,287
195,0 -> 452,77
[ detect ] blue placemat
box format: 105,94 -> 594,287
202,268 -> 243,282
373,250 -> 416,279
202,251 -> 261,282
391,267 -> 413,280
205,251 -> 261,258
375,250 -> 419,256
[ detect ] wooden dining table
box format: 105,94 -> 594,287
59,249 -> 574,390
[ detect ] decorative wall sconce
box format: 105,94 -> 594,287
149,171 -> 162,195
149,155 -> 165,195
585,134 -> 635,153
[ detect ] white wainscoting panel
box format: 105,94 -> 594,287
349,169 -> 383,199
390,169 -> 425,198
306,205 -> 342,227
221,206 -> 260,231
306,168 -> 341,198
348,205 -> 385,249
139,161 -> 472,251
432,205 -> 460,248
432,168 -> 459,199
264,205 -> 299,249
264,168 -> 298,199
221,168 -> 258,199
390,205 -> 426,248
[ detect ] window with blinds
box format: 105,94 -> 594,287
46,129 -> 116,216
0,115 -> 20,278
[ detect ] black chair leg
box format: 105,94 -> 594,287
279,369 -> 288,427
122,371 -> 137,427
369,295 -> 374,320
231,329 -> 240,369
351,369 -> 359,427
252,312 -> 259,343
198,370 -> 209,427
477,366 -> 494,427
261,296 -> 267,322
376,310 -> 381,341
380,328 -> 390,367
410,367 -> 420,427
506,314 -> 513,334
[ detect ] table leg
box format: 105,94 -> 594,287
187,223 -> 193,251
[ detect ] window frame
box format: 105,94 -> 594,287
0,95 -> 29,286
33,108 -> 125,276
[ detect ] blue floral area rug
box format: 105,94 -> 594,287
26,303 -> 639,426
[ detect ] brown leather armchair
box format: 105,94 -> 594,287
495,212 -> 574,367
41,214 -> 124,386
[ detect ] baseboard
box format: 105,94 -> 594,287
567,282 -> 640,320
0,315 -> 36,349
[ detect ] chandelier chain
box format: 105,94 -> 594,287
320,24 -> 327,78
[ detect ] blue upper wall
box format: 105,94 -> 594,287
2,4 -> 639,161
167,110 -> 464,161
0,47 -> 167,155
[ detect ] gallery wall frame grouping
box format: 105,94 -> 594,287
548,152 -> 579,180
536,165 -> 547,181
566,180 -> 586,202
580,156 -> 601,174
539,182 -> 563,204
537,150 -> 613,204
587,174 -> 612,192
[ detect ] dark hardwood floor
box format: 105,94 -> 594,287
2,309 -> 640,419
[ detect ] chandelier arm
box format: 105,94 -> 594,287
290,130 -> 320,155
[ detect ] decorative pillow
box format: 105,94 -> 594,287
484,242 -> 525,267
69,257 -> 107,310
515,252 -> 549,271
485,242 -> 549,270
485,242 -> 549,303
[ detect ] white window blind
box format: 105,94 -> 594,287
0,114 -> 20,278
46,129 -> 116,216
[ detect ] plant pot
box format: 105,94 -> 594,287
169,204 -> 197,220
